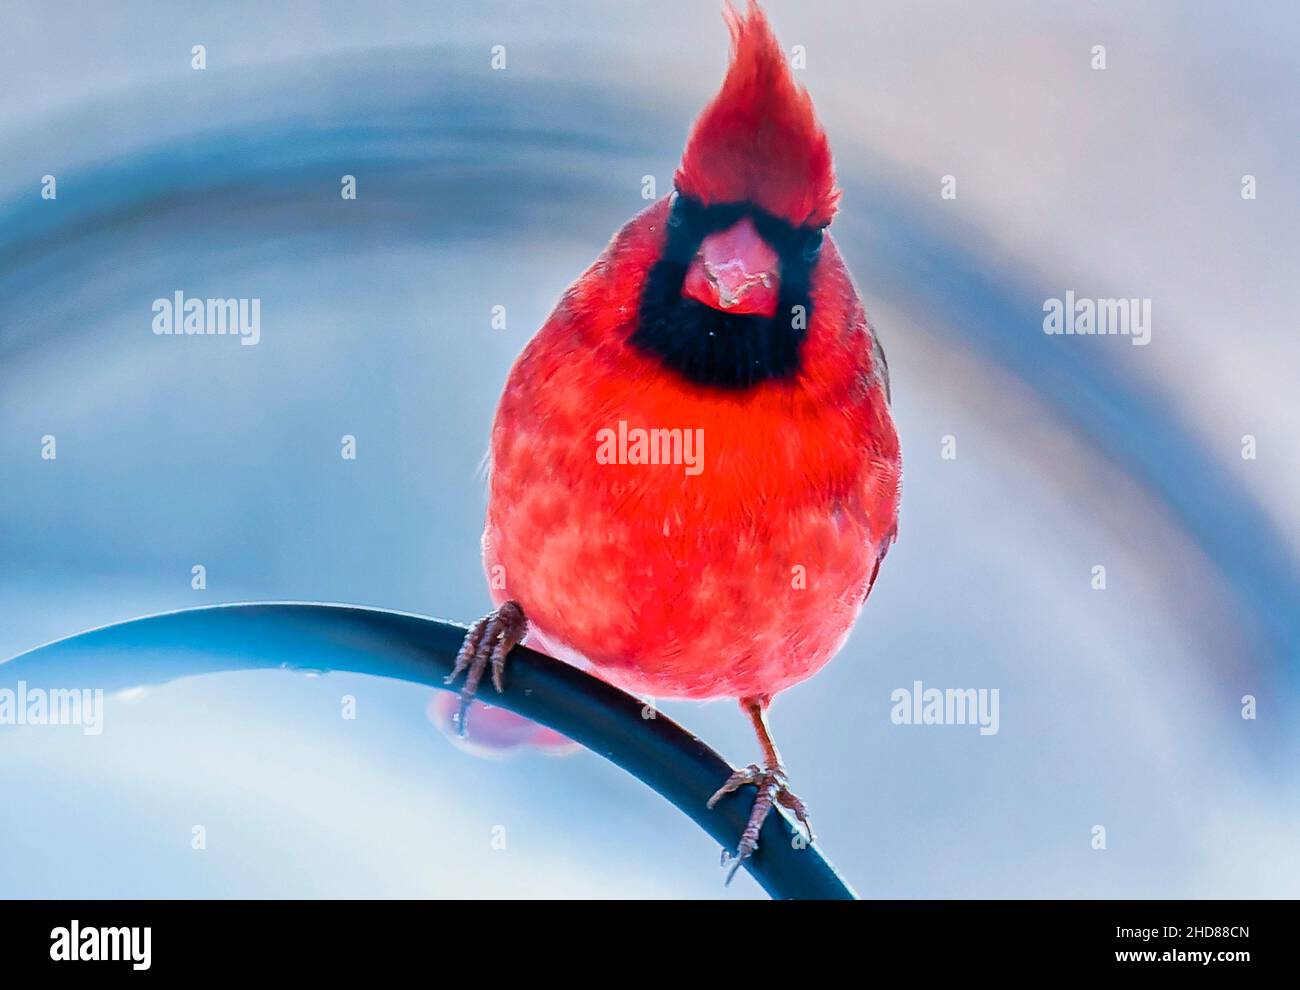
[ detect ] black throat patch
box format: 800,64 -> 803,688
630,195 -> 823,390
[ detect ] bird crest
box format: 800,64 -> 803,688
674,0 -> 839,229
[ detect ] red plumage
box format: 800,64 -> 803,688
480,1 -> 899,702
459,0 -> 901,868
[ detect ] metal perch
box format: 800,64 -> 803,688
2,602 -> 856,899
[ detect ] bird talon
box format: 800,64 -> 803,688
706,763 -> 763,809
453,692 -> 473,738
447,601 -> 527,734
721,848 -> 749,886
711,755 -> 814,883
776,787 -> 815,842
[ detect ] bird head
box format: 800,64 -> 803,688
673,0 -> 838,317
631,1 -> 845,389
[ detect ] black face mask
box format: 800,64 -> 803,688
631,192 -> 825,390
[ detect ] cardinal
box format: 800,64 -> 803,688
449,0 -> 901,881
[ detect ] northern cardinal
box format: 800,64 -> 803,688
449,0 -> 901,880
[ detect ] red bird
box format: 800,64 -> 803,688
449,0 -> 901,879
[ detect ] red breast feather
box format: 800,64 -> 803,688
481,2 -> 900,701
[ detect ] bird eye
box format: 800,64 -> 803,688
801,228 -> 825,262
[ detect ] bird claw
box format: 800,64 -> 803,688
446,601 -> 526,736
708,762 -> 815,885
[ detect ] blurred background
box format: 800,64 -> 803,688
1,0 -> 1297,898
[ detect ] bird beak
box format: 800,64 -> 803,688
682,216 -> 780,317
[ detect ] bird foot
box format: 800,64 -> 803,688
445,600 -> 527,736
707,761 -> 815,884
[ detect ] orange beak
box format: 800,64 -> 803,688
682,216 -> 780,317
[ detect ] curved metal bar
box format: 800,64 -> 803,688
1,602 -> 857,900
